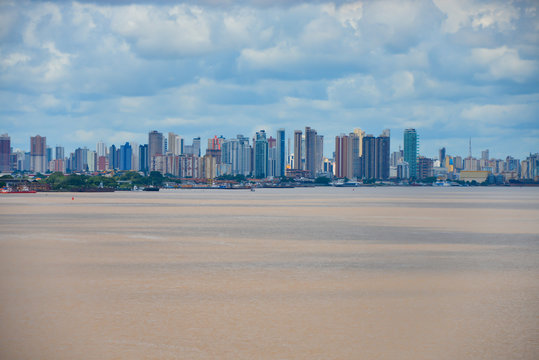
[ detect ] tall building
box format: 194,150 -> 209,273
96,141 -> 107,157
417,156 -> 434,179
403,129 -> 418,178
361,134 -> 376,179
254,130 -> 268,178
0,134 -> 10,173
149,130 -> 164,171
55,146 -> 64,160
439,147 -> 446,168
293,130 -> 302,170
335,134 -> 350,178
168,133 -> 182,155
353,128 -> 365,157
139,144 -> 149,173
87,150 -> 96,172
109,145 -> 117,170
391,149 -> 403,167
375,130 -> 390,179
184,137 -> 201,157
192,137 -> 201,156
74,147 -> 89,172
481,149 -> 489,161
304,127 -> 317,178
207,135 -> 225,151
521,153 -> 539,180
315,134 -> 324,175
350,132 -> 361,178
30,135 -> 47,173
464,157 -> 479,171
120,142 -> 132,171
276,129 -> 285,177
149,131 -> 164,157
267,136 -> 276,177
221,135 -> 251,176
46,147 -> 53,165
130,142 -> 139,171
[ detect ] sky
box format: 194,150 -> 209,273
0,0 -> 538,160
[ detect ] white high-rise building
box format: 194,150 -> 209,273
131,142 -> 139,171
96,141 -> 107,157
87,150 -> 96,172
168,133 -> 182,156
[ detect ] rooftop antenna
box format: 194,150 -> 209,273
469,137 -> 472,158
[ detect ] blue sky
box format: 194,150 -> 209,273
1,0 -> 538,159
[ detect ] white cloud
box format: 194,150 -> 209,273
470,46 -> 537,82
391,71 -> 415,98
1,52 -> 30,68
108,4 -> 213,57
461,103 -> 536,127
434,0 -> 520,33
0,0 -> 537,159
323,1 -> 363,34
327,74 -> 381,106
72,129 -> 95,143
238,43 -> 303,71
22,2 -> 62,47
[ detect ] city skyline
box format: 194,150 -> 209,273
1,1 -> 538,159
5,126 -> 537,162
3,128 -> 537,182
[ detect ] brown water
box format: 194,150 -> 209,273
1,187 -> 538,359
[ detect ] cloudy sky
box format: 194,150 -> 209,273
1,0 -> 538,159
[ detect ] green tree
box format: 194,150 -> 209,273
314,176 -> 331,185
148,171 -> 164,186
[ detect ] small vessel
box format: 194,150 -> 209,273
435,180 -> 451,187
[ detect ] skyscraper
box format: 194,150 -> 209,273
74,147 -> 88,172
0,134 -> 10,173
276,129 -> 285,177
120,142 -> 132,171
335,134 -> 350,178
139,144 -> 149,173
30,135 -> 46,173
207,135 -> 225,151
417,156 -> 434,179
350,132 -> 361,178
361,134 -> 376,179
439,147 -> 446,167
305,126 -> 317,178
168,133 -> 182,155
254,130 -> 268,178
353,128 -> 365,157
149,130 -> 164,171
267,136 -> 276,177
109,144 -> 117,170
221,135 -> 251,176
55,146 -> 64,160
315,134 -> 324,175
403,129 -> 418,178
293,130 -> 302,170
192,137 -> 201,157
149,130 -> 164,157
96,141 -> 107,158
375,130 -> 390,179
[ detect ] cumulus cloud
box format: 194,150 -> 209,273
0,0 -> 537,159
434,0 -> 521,33
470,46 -> 538,82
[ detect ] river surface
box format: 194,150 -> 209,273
1,187 -> 538,359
